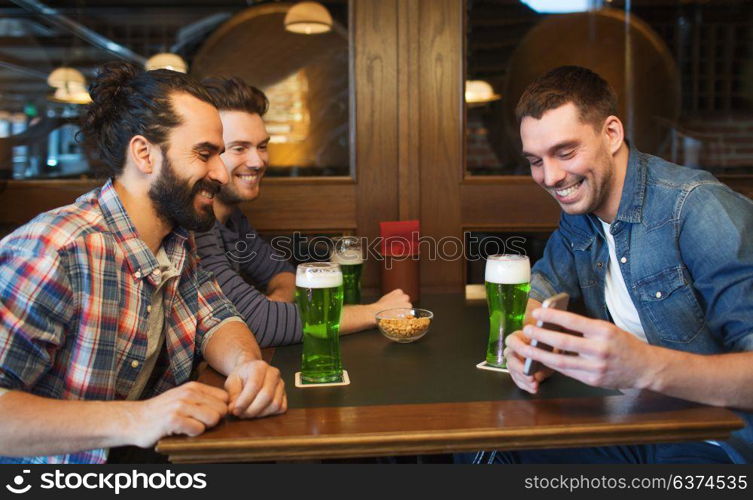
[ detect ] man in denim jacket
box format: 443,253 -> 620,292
498,66 -> 753,463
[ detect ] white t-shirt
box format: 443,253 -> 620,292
599,219 -> 648,343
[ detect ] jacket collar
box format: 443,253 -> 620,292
562,147 -> 647,247
614,146 -> 648,224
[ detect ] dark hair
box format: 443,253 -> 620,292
201,76 -> 268,116
80,61 -> 215,178
515,65 -> 618,130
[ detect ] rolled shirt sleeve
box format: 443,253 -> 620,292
193,264 -> 244,357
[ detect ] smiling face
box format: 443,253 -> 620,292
147,92 -> 227,232
521,102 -> 621,220
216,110 -> 270,206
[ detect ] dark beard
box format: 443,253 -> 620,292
216,183 -> 244,206
148,154 -> 220,232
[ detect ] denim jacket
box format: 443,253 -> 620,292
531,148 -> 753,463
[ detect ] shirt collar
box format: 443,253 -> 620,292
97,179 -> 190,282
614,146 -> 648,224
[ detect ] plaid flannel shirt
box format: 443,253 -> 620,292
0,180 -> 241,464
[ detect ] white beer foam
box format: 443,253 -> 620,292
485,255 -> 530,284
331,249 -> 363,265
296,271 -> 344,289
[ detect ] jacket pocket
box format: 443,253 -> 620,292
634,265 -> 705,344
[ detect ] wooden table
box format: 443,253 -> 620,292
157,294 -> 744,463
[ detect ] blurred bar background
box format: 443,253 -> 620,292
0,0 -> 751,294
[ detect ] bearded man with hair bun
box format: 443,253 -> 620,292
0,62 -> 286,464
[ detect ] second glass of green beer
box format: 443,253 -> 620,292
330,236 -> 364,305
485,254 -> 531,369
296,262 -> 345,383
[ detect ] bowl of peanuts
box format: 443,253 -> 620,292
375,308 -> 433,343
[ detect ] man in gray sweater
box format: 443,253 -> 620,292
195,77 -> 410,347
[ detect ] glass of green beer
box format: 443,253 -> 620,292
296,262 -> 345,383
331,236 -> 363,305
485,254 -> 531,369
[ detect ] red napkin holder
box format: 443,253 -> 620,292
379,220 -> 420,303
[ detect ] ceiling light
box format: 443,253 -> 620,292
284,1 -> 333,35
145,52 -> 188,73
50,81 -> 92,104
47,67 -> 86,89
521,0 -> 592,14
465,80 -> 500,105
47,67 -> 91,104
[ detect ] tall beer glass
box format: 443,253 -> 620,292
296,262 -> 345,383
485,254 -> 531,368
331,236 -> 363,305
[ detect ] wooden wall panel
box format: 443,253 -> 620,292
397,0 -> 421,220
238,181 -> 357,232
354,0 -> 400,290
418,0 -> 464,293
0,179 -> 357,233
461,177 -> 560,230
0,180 -> 95,226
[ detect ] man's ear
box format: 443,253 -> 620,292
128,135 -> 157,175
603,115 -> 624,156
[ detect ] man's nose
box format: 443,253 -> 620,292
542,160 -> 567,188
207,156 -> 229,185
246,149 -> 263,168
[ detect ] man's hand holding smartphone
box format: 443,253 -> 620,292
504,292 -> 571,394
522,292 -> 570,376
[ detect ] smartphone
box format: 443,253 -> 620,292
522,292 -> 570,376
